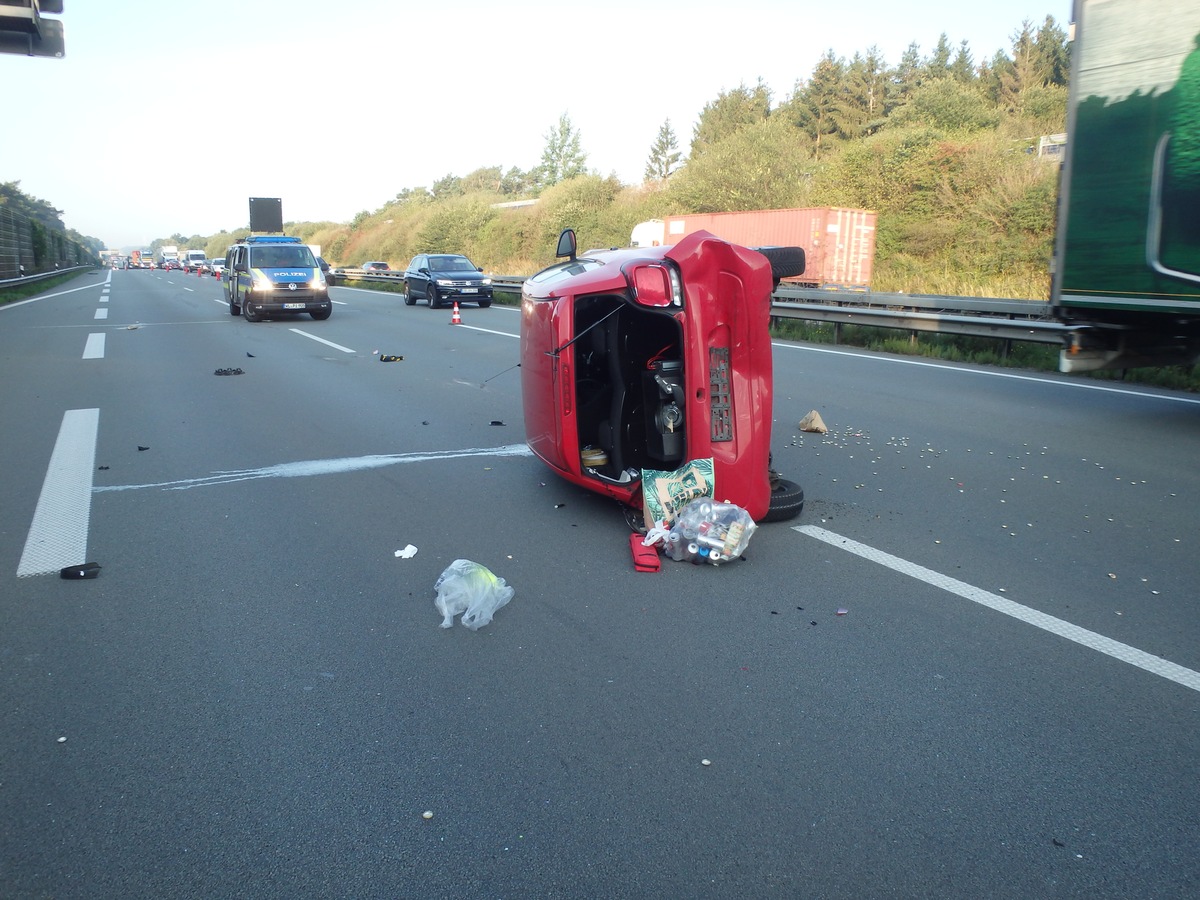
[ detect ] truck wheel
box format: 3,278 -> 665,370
762,477 -> 804,522
403,283 -> 415,306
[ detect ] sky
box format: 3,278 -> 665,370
1,0 -> 1070,250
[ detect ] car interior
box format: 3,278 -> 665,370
571,294 -> 685,482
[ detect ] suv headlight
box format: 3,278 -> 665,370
436,278 -> 454,286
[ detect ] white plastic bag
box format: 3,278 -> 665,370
434,559 -> 514,630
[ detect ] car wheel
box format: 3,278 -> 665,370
428,286 -> 439,309
229,298 -> 241,316
403,282 -> 415,306
242,297 -> 261,322
310,308 -> 331,320
761,477 -> 804,523
478,298 -> 492,308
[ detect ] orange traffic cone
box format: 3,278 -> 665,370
450,301 -> 462,325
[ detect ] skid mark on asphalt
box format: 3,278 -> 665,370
796,524 -> 1200,693
95,444 -> 534,492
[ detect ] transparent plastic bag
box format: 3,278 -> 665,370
661,499 -> 757,566
434,559 -> 514,630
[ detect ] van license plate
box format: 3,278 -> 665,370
283,303 -> 305,310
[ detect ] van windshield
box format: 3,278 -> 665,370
250,245 -> 316,268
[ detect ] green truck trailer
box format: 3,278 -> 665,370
1053,0 -> 1200,371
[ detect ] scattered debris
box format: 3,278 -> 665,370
98,465 -> 109,471
701,758 -> 712,767
394,544 -> 418,559
137,445 -> 149,451
379,354 -> 404,362
798,410 -> 828,433
434,559 -> 514,630
60,562 -> 101,580
125,324 -> 140,330
214,367 -> 244,376
246,352 -> 255,357
489,420 -> 505,426
836,608 -> 848,616
422,811 -> 434,820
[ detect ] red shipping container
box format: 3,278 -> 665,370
632,208 -> 876,290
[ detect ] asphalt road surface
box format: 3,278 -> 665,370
2,269 -> 1197,898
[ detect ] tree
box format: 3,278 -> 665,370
950,40 -> 976,83
461,166 -> 504,194
644,119 -> 682,182
782,50 -> 845,157
499,166 -> 536,195
840,47 -> 891,139
536,113 -> 588,190
667,117 -> 813,212
689,81 -> 771,158
928,33 -> 953,79
431,173 -> 464,200
893,41 -> 924,104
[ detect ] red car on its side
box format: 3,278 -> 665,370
520,228 -> 805,524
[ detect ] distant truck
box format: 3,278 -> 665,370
157,245 -> 178,265
1052,0 -> 1200,371
630,208 -> 876,290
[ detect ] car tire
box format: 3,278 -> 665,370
478,298 -> 492,308
229,298 -> 241,316
310,308 -> 331,320
242,297 -> 261,322
403,282 -> 415,306
428,286 -> 439,309
761,477 -> 804,522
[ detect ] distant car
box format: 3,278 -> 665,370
361,261 -> 390,271
403,253 -> 493,308
163,259 -> 181,271
317,257 -> 335,286
210,257 -> 226,278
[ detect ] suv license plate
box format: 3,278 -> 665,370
460,288 -> 477,293
283,302 -> 305,310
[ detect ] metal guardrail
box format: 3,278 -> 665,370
487,275 -> 1066,347
0,265 -> 96,290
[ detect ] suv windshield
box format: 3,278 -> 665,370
429,255 -> 473,272
251,245 -> 316,268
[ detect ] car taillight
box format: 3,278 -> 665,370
627,263 -> 681,308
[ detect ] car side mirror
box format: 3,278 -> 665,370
555,228 -> 577,261
418,267 -> 430,275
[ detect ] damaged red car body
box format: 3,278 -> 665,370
520,228 -> 805,523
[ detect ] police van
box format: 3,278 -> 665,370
224,235 -> 331,322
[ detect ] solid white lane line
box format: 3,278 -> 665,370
289,328 -> 354,353
94,308 -> 108,319
18,409 -> 100,577
795,524 -> 1200,693
775,343 -> 1200,406
82,333 -> 105,359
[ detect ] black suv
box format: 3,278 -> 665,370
403,254 -> 493,308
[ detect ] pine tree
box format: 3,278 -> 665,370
644,119 -> 682,182
537,114 -> 588,189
